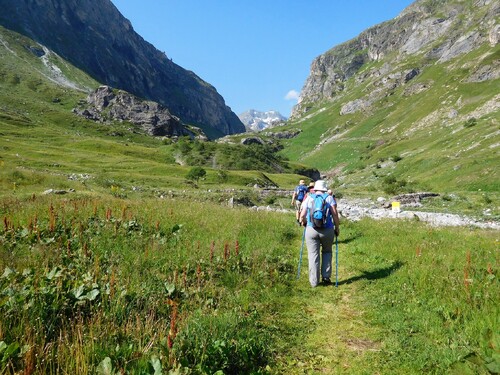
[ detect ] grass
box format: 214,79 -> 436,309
0,195 -> 498,374
274,219 -> 499,374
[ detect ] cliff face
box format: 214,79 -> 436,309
292,0 -> 499,117
0,0 -> 245,137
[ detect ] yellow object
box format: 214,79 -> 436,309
392,201 -> 401,212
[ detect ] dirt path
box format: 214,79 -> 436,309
289,265 -> 384,374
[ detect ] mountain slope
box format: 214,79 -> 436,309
0,0 -> 245,138
274,0 -> 499,198
0,25 -> 302,198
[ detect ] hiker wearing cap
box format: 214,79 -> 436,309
299,182 -> 316,211
299,180 -> 340,287
291,179 -> 308,224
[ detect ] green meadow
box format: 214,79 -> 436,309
0,196 -> 498,374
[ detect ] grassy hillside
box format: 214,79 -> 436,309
269,43 -> 499,217
0,26 -> 304,202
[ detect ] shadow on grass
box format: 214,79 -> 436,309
337,261 -> 404,286
336,235 -> 359,245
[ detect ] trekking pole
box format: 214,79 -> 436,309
296,227 -> 306,280
335,234 -> 339,287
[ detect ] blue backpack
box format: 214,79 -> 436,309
296,185 -> 307,202
309,193 -> 329,228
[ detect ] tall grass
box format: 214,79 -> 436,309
0,195 -> 297,373
1,194 -> 498,374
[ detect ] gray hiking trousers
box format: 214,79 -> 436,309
305,226 -> 335,287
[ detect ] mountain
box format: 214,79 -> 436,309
238,110 -> 287,132
0,0 -> 245,138
293,0 -> 499,118
275,0 -> 499,195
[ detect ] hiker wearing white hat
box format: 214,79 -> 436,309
299,180 -> 340,287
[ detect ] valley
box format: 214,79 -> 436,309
0,0 -> 498,373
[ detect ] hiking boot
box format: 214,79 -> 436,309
322,278 -> 332,285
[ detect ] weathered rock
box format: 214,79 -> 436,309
380,192 -> 440,208
262,130 -> 302,139
42,189 -> 74,195
73,86 -> 197,137
241,137 -> 265,145
340,99 -> 372,115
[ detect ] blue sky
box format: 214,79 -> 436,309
111,1 -> 415,117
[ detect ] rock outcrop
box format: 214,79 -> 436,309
0,0 -> 245,137
73,86 -> 200,138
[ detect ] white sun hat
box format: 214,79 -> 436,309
313,180 -> 328,192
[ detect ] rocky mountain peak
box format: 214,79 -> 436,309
73,85 -> 205,139
0,0 -> 245,138
238,110 -> 287,132
292,0 -> 499,118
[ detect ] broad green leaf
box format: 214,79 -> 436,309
3,342 -> 20,359
1,268 -> 14,279
164,282 -> 176,296
73,284 -> 85,299
97,357 -> 114,375
86,289 -> 100,301
150,355 -> 162,375
46,267 -> 61,280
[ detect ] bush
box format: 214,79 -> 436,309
464,118 -> 477,128
186,167 -> 206,182
382,175 -> 407,195
216,169 -> 228,183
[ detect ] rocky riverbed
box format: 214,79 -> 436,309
337,198 -> 499,230
250,194 -> 499,230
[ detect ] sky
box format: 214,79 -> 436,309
110,0 -> 415,117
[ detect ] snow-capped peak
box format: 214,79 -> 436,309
238,109 -> 287,132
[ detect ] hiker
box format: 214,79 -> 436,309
299,182 -> 316,212
305,182 -> 315,199
299,180 -> 340,287
291,179 -> 308,224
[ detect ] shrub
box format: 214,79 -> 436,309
464,117 -> 477,128
382,175 -> 407,195
216,169 -> 228,183
186,167 -> 206,182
